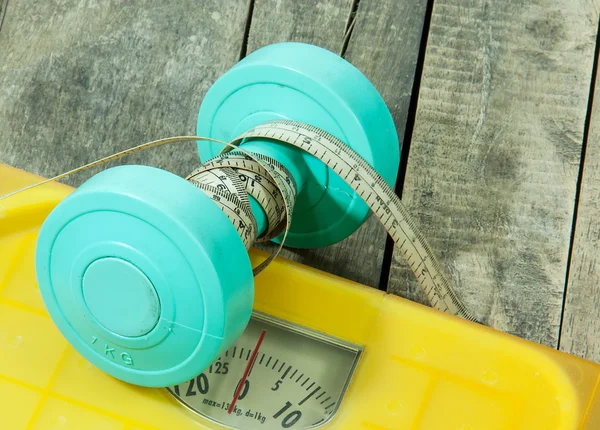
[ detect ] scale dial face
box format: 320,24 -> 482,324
167,313 -> 362,429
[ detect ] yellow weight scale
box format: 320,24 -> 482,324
2,161 -> 600,430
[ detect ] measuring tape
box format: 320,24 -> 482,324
185,119 -> 477,322
0,120 -> 477,322
0,120 -> 478,323
188,152 -> 297,249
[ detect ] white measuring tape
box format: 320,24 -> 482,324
0,120 -> 478,322
188,152 -> 296,248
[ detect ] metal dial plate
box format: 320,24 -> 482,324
167,313 -> 362,429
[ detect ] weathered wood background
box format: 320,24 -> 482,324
388,0 -> 599,351
2,0 -> 600,363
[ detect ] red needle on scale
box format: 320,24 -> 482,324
228,329 -> 267,414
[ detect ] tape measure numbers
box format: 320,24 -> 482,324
188,152 -> 297,248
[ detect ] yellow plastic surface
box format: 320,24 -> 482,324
1,163 -> 600,430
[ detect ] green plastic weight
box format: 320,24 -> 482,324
34,42 -> 399,388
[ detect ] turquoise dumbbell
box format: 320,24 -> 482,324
34,42 -> 399,387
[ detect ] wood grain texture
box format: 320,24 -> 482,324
247,0 -> 428,287
0,0 -> 250,185
0,0 -> 7,34
388,0 -> 598,347
247,0 -> 353,55
561,58 -> 600,362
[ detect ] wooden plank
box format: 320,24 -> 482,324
561,59 -> 600,362
0,0 -> 7,34
0,0 -> 250,184
247,0 -> 428,287
247,0 -> 352,54
388,0 -> 598,346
